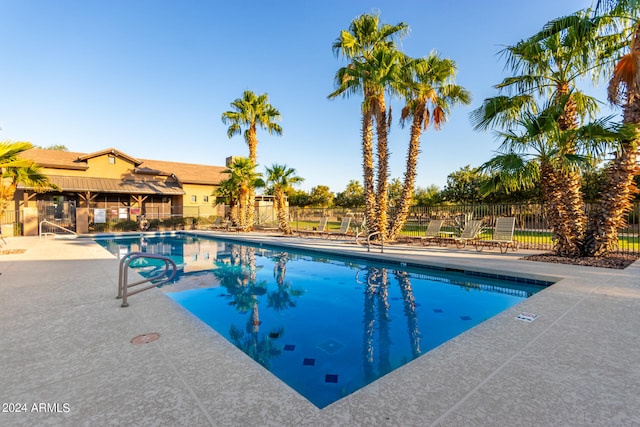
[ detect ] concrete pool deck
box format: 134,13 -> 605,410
1,232 -> 639,426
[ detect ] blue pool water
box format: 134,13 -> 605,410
97,233 -> 550,408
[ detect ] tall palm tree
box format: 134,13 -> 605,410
0,141 -> 55,221
471,12 -> 602,256
566,0 -> 640,256
265,164 -> 304,235
588,17 -> 640,255
221,91 -> 282,229
388,53 -> 471,241
330,13 -> 408,238
221,157 -> 264,230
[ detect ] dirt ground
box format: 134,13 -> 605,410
522,253 -> 639,269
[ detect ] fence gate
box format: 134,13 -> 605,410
37,200 -> 77,232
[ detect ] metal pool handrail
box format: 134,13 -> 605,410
355,231 -> 384,253
117,252 -> 178,307
39,220 -> 77,239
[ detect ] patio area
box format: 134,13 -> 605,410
1,233 -> 639,426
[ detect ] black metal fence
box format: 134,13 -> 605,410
287,203 -> 640,255
3,202 -> 638,255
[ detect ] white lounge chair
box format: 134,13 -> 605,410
419,219 -> 444,246
298,216 -> 329,238
440,219 -> 483,248
324,216 -> 352,240
475,217 -> 517,253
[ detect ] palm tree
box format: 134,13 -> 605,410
330,13 -> 408,238
509,2 -> 640,256
264,164 -> 304,235
221,90 -> 282,229
471,11 -> 604,256
481,105 -> 620,255
561,0 -> 640,256
0,141 -> 56,222
588,17 -> 640,255
388,53 -> 471,241
221,157 -> 264,230
214,178 -> 239,224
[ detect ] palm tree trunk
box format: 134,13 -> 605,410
374,98 -> 390,239
275,189 -> 292,234
586,21 -> 640,256
557,168 -> 586,256
238,188 -> 249,229
246,126 -> 258,231
554,87 -> 587,256
247,190 -> 255,231
389,103 -> 423,241
540,161 -> 577,256
362,109 -> 377,235
586,140 -> 639,256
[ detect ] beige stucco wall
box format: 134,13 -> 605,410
40,155 -> 136,179
182,183 -> 217,207
84,156 -> 134,179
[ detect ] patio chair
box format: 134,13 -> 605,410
441,219 -> 483,248
324,216 -> 352,240
298,216 -> 329,238
419,219 -> 444,246
475,217 -> 517,253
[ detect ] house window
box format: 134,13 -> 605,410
203,196 -> 209,203
108,155 -> 116,164
191,195 -> 197,203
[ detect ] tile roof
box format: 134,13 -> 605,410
20,148 -> 229,185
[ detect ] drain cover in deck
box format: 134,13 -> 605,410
130,333 -> 160,344
515,312 -> 538,322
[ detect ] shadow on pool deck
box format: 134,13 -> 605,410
1,233 -> 639,426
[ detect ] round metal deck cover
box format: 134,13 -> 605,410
130,332 -> 160,344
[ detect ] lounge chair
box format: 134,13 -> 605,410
208,217 -> 223,229
324,216 -> 352,240
419,219 -> 444,246
440,219 -> 483,248
475,217 -> 517,253
298,216 -> 328,238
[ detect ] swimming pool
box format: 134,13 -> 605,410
97,233 -> 551,408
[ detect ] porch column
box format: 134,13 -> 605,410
76,206 -> 89,234
22,207 -> 38,236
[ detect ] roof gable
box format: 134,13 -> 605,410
77,148 -> 142,166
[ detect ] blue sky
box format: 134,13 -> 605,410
0,0 -> 606,192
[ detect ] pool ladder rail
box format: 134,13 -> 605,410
117,252 -> 178,307
39,220 -> 77,239
355,230 -> 385,253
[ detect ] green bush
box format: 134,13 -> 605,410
161,217 -> 185,229
112,220 -> 138,231
90,222 -> 109,232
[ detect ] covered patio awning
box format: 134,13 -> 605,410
19,176 -> 185,195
